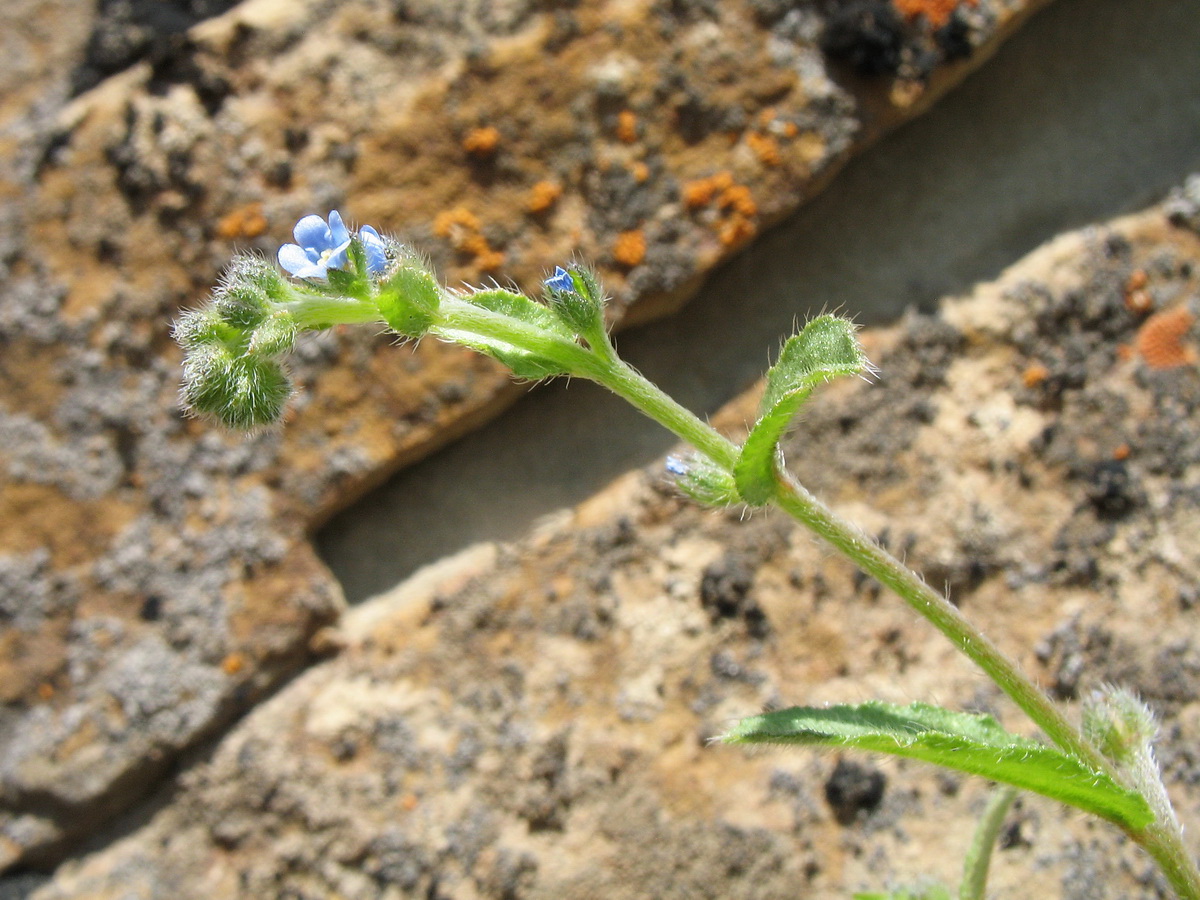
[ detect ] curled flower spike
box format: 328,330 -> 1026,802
277,210 -> 388,279
544,265 -> 575,293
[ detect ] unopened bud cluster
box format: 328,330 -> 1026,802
175,211 -> 607,428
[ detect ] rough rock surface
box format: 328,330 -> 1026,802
0,0 -> 1053,872
30,193 -> 1200,898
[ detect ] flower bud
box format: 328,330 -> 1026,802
1082,685 -> 1158,766
248,309 -> 298,358
377,257 -> 441,338
667,453 -> 740,507
544,265 -> 605,339
172,307 -> 230,349
182,343 -> 292,429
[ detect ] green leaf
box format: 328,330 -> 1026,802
720,701 -> 1154,830
734,316 -> 869,505
441,289 -> 575,380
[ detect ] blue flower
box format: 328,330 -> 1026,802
277,210 -> 388,279
544,265 -> 575,293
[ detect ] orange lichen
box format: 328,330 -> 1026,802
757,107 -> 777,128
1021,362 -> 1049,388
616,110 -> 639,144
37,682 -> 55,702
221,653 -> 246,676
746,131 -> 781,167
630,161 -> 650,183
1113,443 -> 1131,461
893,0 -> 977,28
433,206 -> 504,271
719,215 -> 756,248
718,184 -> 757,218
613,230 -> 646,267
1124,269 -> 1153,314
433,206 -> 481,237
682,171 -> 734,208
475,248 -> 506,271
527,180 -> 563,213
1126,289 -> 1153,315
781,121 -> 799,139
215,203 -> 268,240
1134,305 -> 1196,369
462,126 -> 501,156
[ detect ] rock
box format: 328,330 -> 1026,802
28,191 -> 1200,898
0,0 -> 1056,871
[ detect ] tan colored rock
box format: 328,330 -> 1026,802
0,0 -> 1055,870
32,196 -> 1200,898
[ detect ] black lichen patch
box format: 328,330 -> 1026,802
71,0 -> 241,96
820,2 -> 908,77
824,757 -> 886,825
700,553 -> 770,639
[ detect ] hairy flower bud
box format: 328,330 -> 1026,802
248,309 -> 298,358
1082,685 -> 1158,766
667,453 -> 740,507
182,343 -> 292,429
544,265 -> 605,339
377,254 -> 441,338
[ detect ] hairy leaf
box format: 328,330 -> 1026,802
721,701 -> 1153,829
734,316 -> 868,504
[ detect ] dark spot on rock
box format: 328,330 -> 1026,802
824,757 -> 885,825
1083,459 -> 1140,520
935,14 -> 973,61
821,2 -> 907,77
138,595 -> 162,622
700,554 -> 769,638
71,0 -> 241,97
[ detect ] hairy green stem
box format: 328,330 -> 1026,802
280,295 -> 382,329
960,786 -> 1017,900
768,468 -> 1103,770
419,307 -> 1200,898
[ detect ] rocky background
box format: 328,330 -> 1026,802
3,0 -> 1200,897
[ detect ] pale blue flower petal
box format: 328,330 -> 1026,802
328,210 -> 350,247
325,241 -> 352,271
293,214 -> 331,249
360,225 -> 388,274
278,243 -> 315,276
293,261 -> 330,279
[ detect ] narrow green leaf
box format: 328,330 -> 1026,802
734,316 -> 868,505
720,701 -> 1154,830
441,289 -> 575,380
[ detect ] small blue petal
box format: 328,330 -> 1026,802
665,456 -> 688,476
328,210 -> 350,247
360,225 -> 388,274
292,260 -> 330,279
293,214 -> 331,250
545,265 -> 575,293
278,243 -> 313,276
326,240 -> 352,271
